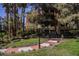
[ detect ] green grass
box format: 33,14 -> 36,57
9,38 -> 79,56
4,38 -> 47,48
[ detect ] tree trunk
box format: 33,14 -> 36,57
55,24 -> 60,38
13,4 -> 18,37
22,7 -> 25,34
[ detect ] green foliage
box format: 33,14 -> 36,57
0,52 -> 5,56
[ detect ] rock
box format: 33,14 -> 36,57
40,43 -> 50,47
5,48 -> 18,54
18,47 -> 33,52
0,49 -> 7,53
48,40 -> 57,43
47,40 -> 58,46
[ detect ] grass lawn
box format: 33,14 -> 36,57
4,38 -> 47,48
9,38 -> 79,56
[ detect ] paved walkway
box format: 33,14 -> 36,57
0,38 -> 63,54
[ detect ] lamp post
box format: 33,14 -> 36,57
37,25 -> 41,49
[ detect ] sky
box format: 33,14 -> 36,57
0,4 -> 32,18
0,4 -> 32,26
0,4 -> 6,18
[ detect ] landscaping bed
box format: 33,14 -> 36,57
8,39 -> 79,56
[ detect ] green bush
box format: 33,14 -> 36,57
0,52 -> 4,56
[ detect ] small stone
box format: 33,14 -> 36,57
0,49 -> 7,53
41,43 -> 50,47
18,47 -> 33,52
